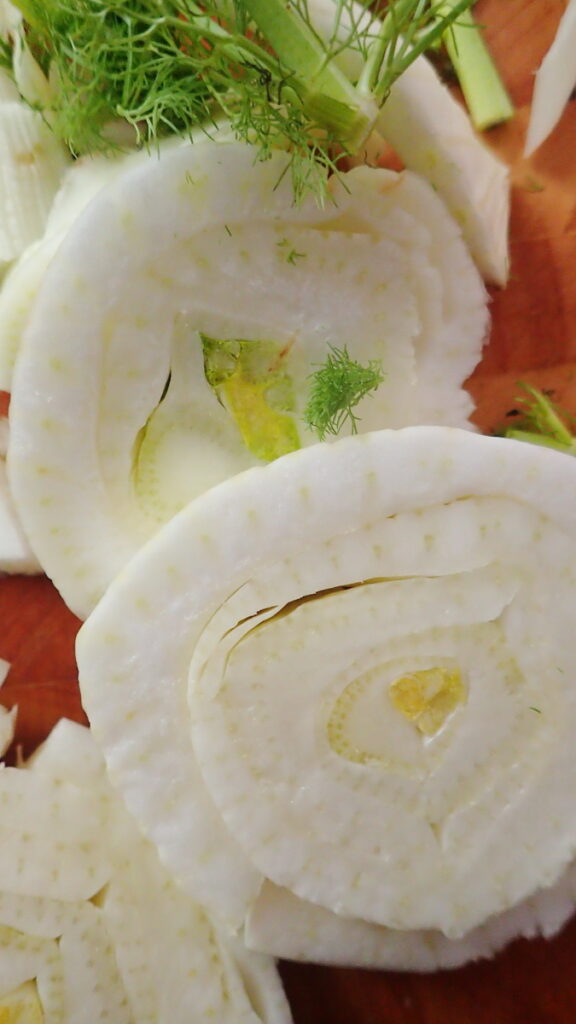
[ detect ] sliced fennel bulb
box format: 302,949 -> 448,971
8,139 -> 488,619
525,0 -> 576,155
77,427 -> 576,957
0,718 -> 292,1024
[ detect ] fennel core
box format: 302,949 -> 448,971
8,0 -> 477,202
200,336 -> 386,457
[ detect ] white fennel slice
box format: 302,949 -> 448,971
245,868 -> 576,971
0,143 -> 188,390
0,66 -> 19,103
0,102 -> 69,266
0,458 -> 40,573
0,659 -> 15,757
0,717 -> 293,1024
77,426 -> 576,949
7,139 -> 488,618
307,0 -> 510,285
524,0 -> 576,155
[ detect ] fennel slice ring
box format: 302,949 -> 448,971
7,139 -> 487,619
77,426 -> 576,942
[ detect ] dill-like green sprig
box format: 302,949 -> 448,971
7,0 -> 476,201
304,344 -> 385,440
501,383 -> 576,455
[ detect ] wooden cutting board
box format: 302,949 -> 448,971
1,2 -> 575,1020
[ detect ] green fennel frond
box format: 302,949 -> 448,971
501,383 -> 576,455
8,0 -> 475,202
304,344 -> 385,440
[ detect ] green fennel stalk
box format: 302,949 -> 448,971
8,0 -> 477,201
438,0 -> 513,129
503,383 -> 576,455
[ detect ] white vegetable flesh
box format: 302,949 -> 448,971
0,104 -> 69,266
0,659 -> 15,757
0,718 -> 292,1023
7,139 -> 488,619
525,0 -> 576,155
245,868 -> 576,971
0,143 -> 189,391
0,67 -> 18,103
307,0 -> 510,285
76,427 -> 576,960
0,459 -> 39,574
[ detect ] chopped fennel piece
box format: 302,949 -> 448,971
437,0 -> 513,131
0,717 -> 292,1023
0,928 -> 65,1020
0,459 -> 39,574
77,426 -> 576,948
0,704 -> 15,758
0,103 -> 69,267
525,0 -> 576,155
0,980 -> 44,1022
307,0 -> 510,285
0,659 -> 15,758
7,139 -> 488,618
0,768 -> 113,901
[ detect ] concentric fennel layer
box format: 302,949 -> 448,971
7,140 -> 487,618
77,427 -> 576,965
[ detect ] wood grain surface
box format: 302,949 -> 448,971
1,2 -> 575,1020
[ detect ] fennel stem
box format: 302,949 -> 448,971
7,0 -> 479,203
438,0 -> 513,129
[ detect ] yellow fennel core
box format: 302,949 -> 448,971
222,365 -> 300,462
389,666 -> 466,736
0,982 -> 44,1024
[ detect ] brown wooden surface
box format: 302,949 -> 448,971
1,2 -> 576,1020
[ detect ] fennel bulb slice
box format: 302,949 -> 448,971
77,426 -> 576,948
375,57 -> 510,287
0,103 -> 69,267
0,717 -> 292,1024
525,0 -> 576,155
8,139 -> 487,619
0,144 -> 188,391
0,661 -> 15,757
245,866 -> 576,971
0,459 -> 39,574
307,0 -> 510,285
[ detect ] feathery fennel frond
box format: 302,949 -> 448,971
8,0 -> 476,201
304,344 -> 385,440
